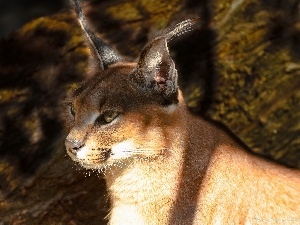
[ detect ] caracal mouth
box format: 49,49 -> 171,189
66,146 -> 112,169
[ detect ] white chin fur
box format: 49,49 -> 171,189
76,146 -> 89,159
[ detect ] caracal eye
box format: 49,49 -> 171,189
96,111 -> 120,125
70,103 -> 76,118
103,111 -> 119,123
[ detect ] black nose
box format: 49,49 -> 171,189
65,139 -> 85,152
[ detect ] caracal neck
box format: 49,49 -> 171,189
105,97 -> 221,225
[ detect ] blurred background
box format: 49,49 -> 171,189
0,0 -> 66,37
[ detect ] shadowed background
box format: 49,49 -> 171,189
0,0 -> 299,224
0,0 -> 65,37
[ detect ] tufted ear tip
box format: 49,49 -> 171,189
70,0 -> 122,70
163,17 -> 201,42
131,18 -> 200,103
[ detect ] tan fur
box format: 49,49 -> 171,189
66,89 -> 300,224
66,3 -> 300,223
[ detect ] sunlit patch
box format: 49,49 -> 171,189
111,140 -> 135,159
110,205 -> 145,224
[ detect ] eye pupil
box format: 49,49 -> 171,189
70,104 -> 76,117
104,112 -> 117,123
95,111 -> 119,125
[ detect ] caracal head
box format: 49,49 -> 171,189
65,62 -> 180,170
65,0 -> 199,170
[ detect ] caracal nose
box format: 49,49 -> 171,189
65,138 -> 85,152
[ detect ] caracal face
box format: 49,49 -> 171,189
65,63 -> 177,170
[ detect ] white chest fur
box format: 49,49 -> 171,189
107,154 -> 182,225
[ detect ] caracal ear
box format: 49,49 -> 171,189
134,37 -> 178,101
70,0 -> 122,70
131,18 -> 200,104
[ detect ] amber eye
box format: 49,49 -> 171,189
103,111 -> 119,123
96,111 -> 119,125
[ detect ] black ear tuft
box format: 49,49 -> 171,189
70,0 -> 122,70
131,18 -> 200,104
162,18 -> 201,42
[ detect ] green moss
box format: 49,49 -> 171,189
106,0 -> 183,30
0,161 -> 19,194
0,89 -> 29,104
107,3 -> 143,21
